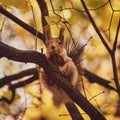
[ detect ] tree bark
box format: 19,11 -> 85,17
0,41 -> 106,120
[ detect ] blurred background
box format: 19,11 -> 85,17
0,0 -> 120,120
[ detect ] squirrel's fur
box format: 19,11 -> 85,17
40,26 -> 80,106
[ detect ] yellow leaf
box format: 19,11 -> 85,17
32,97 -> 41,106
3,90 -> 20,101
0,0 -> 31,12
3,90 -> 12,100
0,102 -> 11,115
45,16 -> 62,25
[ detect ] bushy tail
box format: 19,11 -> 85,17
64,40 -> 84,75
64,39 -> 85,120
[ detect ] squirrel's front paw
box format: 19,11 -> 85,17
59,66 -> 67,77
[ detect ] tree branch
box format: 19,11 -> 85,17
84,69 -> 115,90
0,41 -> 106,120
80,0 -> 111,54
0,68 -> 38,88
110,18 -> 120,94
36,0 -> 49,29
0,5 -> 45,43
9,75 -> 38,89
0,89 -> 15,104
80,0 -> 120,95
113,18 -> 120,52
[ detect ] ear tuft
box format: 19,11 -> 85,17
44,25 -> 51,41
59,27 -> 65,43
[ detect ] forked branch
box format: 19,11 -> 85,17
80,0 -> 120,94
0,41 -> 106,120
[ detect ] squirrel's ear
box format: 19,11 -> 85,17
44,25 -> 51,41
59,27 -> 65,43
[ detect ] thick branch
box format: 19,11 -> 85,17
0,68 -> 38,88
0,67 -> 114,90
84,69 -> 115,90
36,0 -> 49,29
65,102 -> 84,120
0,41 -> 47,65
9,76 -> 38,89
0,5 -> 45,43
0,41 -> 106,120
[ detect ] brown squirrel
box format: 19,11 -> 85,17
40,26 -> 80,106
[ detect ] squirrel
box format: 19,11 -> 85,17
40,25 -> 82,106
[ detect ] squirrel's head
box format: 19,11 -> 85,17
45,26 -> 65,55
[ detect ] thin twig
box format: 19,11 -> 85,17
80,0 -> 111,54
103,11 -> 114,41
113,18 -> 120,52
80,0 -> 120,94
110,18 -> 120,94
48,0 -> 109,13
89,91 -> 105,102
0,16 -> 6,33
29,1 -> 38,51
0,6 -> 45,42
50,0 -> 76,44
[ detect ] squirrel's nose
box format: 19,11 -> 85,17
51,46 -> 55,50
